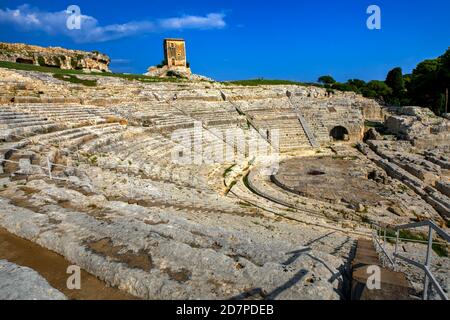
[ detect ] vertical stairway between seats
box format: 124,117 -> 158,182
287,94 -> 319,148
351,238 -> 413,300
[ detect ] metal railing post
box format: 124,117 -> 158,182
423,226 -> 433,300
371,223 -> 395,267
374,220 -> 449,300
394,230 -> 399,264
46,156 -> 52,180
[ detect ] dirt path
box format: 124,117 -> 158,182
0,227 -> 138,300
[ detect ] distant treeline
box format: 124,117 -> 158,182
319,47 -> 450,115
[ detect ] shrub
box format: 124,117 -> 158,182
166,70 -> 182,78
156,59 -> 168,68
53,56 -> 61,67
361,80 -> 392,99
70,57 -> 78,69
332,82 -> 357,92
347,79 -> 366,89
37,56 -> 46,66
318,75 -> 336,85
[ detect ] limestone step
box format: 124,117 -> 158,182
351,238 -> 413,300
2,120 -> 52,128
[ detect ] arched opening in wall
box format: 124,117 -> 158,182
16,58 -> 33,64
330,126 -> 349,141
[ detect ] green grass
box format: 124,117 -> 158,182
0,60 -> 183,83
364,120 -> 391,136
224,180 -> 237,196
398,184 -> 409,193
243,172 -> 250,189
238,201 -> 253,208
222,78 -> 322,87
364,120 -> 383,128
223,164 -> 236,178
432,243 -> 448,257
52,74 -> 97,87
378,228 -> 448,257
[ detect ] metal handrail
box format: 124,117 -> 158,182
393,221 -> 450,242
372,220 -> 449,300
286,93 -> 319,148
376,234 -> 448,246
372,224 -> 395,267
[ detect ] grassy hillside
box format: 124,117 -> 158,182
222,78 -> 321,87
0,61 -> 183,83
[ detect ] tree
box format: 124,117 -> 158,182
345,79 -> 366,94
361,80 -> 392,99
403,74 -> 412,86
384,67 -> 406,106
385,67 -> 405,97
318,75 -> 336,85
408,58 -> 442,113
438,48 -> 450,113
347,79 -> 366,89
332,82 -> 357,92
311,47 -> 450,113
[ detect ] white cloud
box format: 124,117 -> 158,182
0,4 -> 226,43
159,13 -> 226,29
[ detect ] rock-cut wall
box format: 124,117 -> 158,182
0,42 -> 110,72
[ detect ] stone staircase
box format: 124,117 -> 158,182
351,238 -> 413,300
287,96 -> 318,148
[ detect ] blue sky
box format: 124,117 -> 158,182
0,0 -> 449,82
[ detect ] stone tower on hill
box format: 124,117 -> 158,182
145,38 -> 212,81
163,39 -> 187,68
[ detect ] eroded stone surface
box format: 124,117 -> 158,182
0,260 -> 67,300
0,42 -> 110,72
0,65 -> 448,300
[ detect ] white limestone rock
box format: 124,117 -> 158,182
0,260 -> 67,300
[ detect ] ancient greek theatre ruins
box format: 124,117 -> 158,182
0,42 -> 448,300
